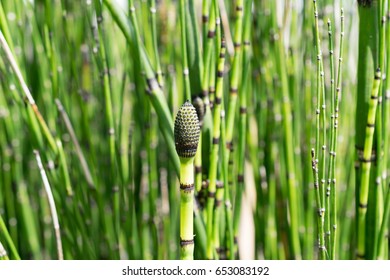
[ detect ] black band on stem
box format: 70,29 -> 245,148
180,183 -> 195,192
180,239 -> 194,246
359,203 -> 368,209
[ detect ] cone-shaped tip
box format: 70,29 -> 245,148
174,101 -> 200,158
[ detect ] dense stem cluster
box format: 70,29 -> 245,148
0,0 -> 389,261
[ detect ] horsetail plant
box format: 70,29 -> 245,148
1,0 -> 390,261
174,101 -> 201,260
33,150 -> 63,260
208,38 -> 226,260
357,69 -> 382,259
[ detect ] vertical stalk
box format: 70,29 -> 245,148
376,0 -> 390,259
273,1 -> 301,259
0,215 -> 20,260
0,30 -> 57,153
357,69 -> 381,259
174,101 -> 200,260
356,0 -> 379,259
233,0 -> 252,258
203,0 -> 217,260
209,39 -> 226,259
329,8 -> 345,260
94,0 -> 119,257
148,0 -> 163,87
312,0 -> 326,260
34,150 -> 63,260
179,0 -> 191,101
325,18 -> 334,258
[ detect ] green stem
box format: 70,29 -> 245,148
180,157 -> 195,260
0,215 -> 20,260
312,0 -> 326,260
357,69 -> 381,259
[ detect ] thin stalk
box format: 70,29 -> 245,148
311,149 -> 326,260
313,0 -> 326,260
148,0 -> 163,87
0,215 -> 20,260
377,183 -> 390,259
369,0 -> 387,260
55,99 -> 95,189
202,0 -> 210,50
203,0 -> 217,260
221,107 -> 234,260
34,150 -> 63,260
376,0 -> 390,259
209,40 -> 226,259
224,0 -> 244,258
0,29 -> 57,153
225,0 -> 244,153
186,0 -> 203,99
233,0 -> 252,258
330,8 -> 345,260
179,0 -> 191,101
273,1 -> 301,259
325,18 -> 334,258
357,69 -> 381,259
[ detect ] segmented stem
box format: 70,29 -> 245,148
313,0 -> 326,259
330,8 -> 345,260
357,69 -> 381,259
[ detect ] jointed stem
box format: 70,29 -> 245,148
180,158 -> 195,260
357,69 -> 381,259
329,8 -> 345,260
312,0 -> 326,259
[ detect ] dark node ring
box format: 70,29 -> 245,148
226,141 -> 233,150
146,77 -> 156,90
230,87 -> 238,94
180,183 -> 195,192
360,157 -> 374,163
180,239 -> 194,246
195,166 -> 202,174
359,203 -> 368,209
208,30 -> 216,38
240,107 -> 247,114
208,191 -> 216,198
